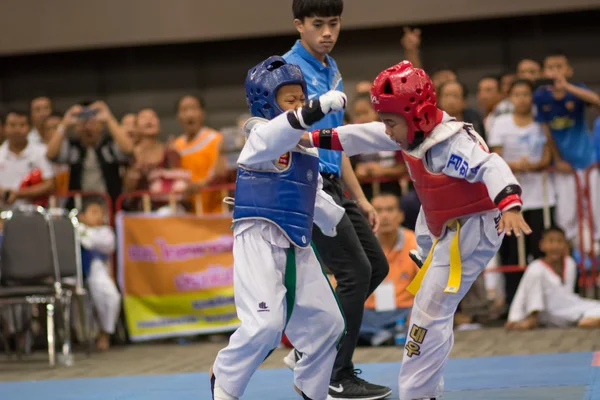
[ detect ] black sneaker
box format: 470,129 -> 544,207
328,369 -> 392,399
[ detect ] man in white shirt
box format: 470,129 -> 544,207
0,110 -> 55,208
28,96 -> 53,145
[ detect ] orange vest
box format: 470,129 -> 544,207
174,128 -> 224,215
365,228 -> 419,309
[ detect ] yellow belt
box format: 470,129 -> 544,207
406,220 -> 462,296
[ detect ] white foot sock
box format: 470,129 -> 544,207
214,386 -> 238,400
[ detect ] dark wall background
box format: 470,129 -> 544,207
1,10 -> 599,135
0,0 -> 597,55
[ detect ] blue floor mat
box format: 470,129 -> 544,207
1,351 -> 598,400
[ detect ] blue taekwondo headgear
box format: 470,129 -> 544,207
245,56 -> 308,120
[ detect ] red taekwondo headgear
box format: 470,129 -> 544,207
370,61 -> 439,145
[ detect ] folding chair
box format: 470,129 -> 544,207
0,205 -> 64,367
48,207 -> 94,359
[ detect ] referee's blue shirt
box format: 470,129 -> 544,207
284,40 -> 344,177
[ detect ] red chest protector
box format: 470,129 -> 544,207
402,123 -> 496,237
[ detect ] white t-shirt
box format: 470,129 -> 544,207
0,141 -> 55,207
488,114 -> 556,210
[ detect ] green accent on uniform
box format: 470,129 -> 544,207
263,246 -> 298,362
310,242 -> 346,350
284,246 -> 297,329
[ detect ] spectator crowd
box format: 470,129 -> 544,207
1,27 -> 600,357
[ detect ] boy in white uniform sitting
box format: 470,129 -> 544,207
506,226 -> 600,330
78,199 -> 121,350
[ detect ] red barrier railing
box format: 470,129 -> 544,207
115,183 -> 236,215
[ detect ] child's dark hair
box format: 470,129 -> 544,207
176,94 -> 206,112
81,197 -> 106,214
541,225 -> 566,239
293,0 -> 343,20
543,50 -> 569,66
508,78 -> 534,94
5,109 -> 30,122
437,80 -> 469,99
478,74 -> 502,90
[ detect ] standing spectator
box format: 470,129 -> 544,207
41,112 -> 70,197
77,198 -> 121,351
594,116 -> 600,166
41,112 -> 63,142
283,0 -> 391,398
438,80 -> 486,141
124,108 -> 189,211
355,80 -> 373,94
121,113 -> 140,146
351,93 -> 406,199
359,193 -> 418,346
516,58 -> 542,82
0,110 -> 55,208
400,27 -> 458,91
477,75 -> 504,132
489,79 -> 555,305
174,95 -> 227,215
533,51 -> 600,251
500,72 -> 516,98
46,101 -> 133,204
29,96 -> 53,145
0,112 -> 4,145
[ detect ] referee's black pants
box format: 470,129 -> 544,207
312,173 -> 389,381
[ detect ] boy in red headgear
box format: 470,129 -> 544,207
302,61 -> 531,400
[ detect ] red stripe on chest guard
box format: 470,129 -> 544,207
277,152 -> 290,167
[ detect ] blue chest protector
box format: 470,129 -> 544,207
232,151 -> 319,248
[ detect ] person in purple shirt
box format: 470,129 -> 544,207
533,50 -> 600,248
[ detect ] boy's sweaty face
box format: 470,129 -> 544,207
276,84 -> 306,113
378,112 -> 409,148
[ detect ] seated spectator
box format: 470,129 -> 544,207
121,113 -> 140,146
124,109 -> 190,211
77,198 -> 121,351
0,110 -> 55,209
46,101 -> 133,205
351,93 -> 406,199
174,95 -> 227,215
489,79 -> 556,305
28,96 -> 53,145
398,189 -> 420,231
533,51 -> 600,253
359,193 -> 418,345
506,226 -> 600,330
437,80 -> 486,141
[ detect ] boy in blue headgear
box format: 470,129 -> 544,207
210,56 -> 348,400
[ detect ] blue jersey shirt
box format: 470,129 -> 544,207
284,40 -> 344,176
533,83 -> 596,169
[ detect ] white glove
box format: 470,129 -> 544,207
288,90 -> 348,130
317,90 -> 347,114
